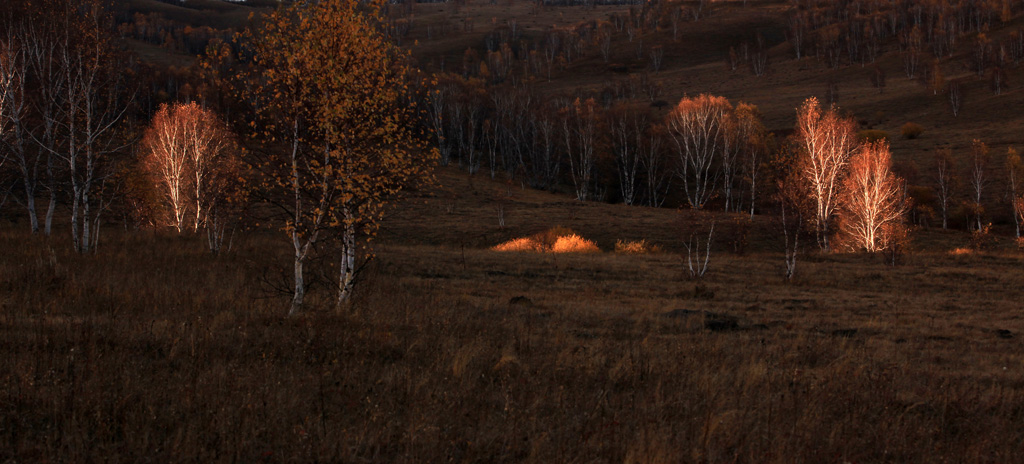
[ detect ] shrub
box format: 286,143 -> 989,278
551,234 -> 600,253
492,237 -> 545,252
970,224 -> 995,251
614,239 -> 661,254
857,129 -> 890,143
901,122 -> 924,139
493,227 -> 600,253
534,225 -> 577,249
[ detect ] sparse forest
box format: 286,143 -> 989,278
4,0 -> 1024,461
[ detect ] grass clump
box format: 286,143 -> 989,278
901,122 -> 924,139
492,227 -> 599,253
492,236 -> 546,252
551,234 -> 600,253
614,239 -> 662,254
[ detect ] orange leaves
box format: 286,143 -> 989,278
238,0 -> 435,298
795,97 -> 859,250
839,141 -> 908,252
141,102 -> 240,233
666,94 -> 734,209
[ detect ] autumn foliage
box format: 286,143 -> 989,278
142,102 -> 238,234
239,0 -> 435,312
666,94 -> 732,209
795,97 -> 859,251
839,141 -> 909,252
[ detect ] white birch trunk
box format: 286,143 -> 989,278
337,210 -> 356,308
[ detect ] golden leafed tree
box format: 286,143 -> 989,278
839,141 -> 909,252
239,0 -> 434,314
795,97 -> 858,251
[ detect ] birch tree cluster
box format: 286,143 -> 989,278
231,0 -> 435,314
427,80 -> 768,212
784,0 -> 1014,68
0,0 -> 135,252
141,101 -> 242,252
792,97 -> 908,253
926,140 -> 1024,238
384,0 -> 717,87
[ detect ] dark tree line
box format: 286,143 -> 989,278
425,75 -> 769,211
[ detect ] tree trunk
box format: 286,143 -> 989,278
817,221 -> 830,252
288,118 -> 306,317
45,191 -> 56,236
44,155 -> 57,236
81,189 -> 91,253
70,187 -> 81,253
337,214 -> 356,309
24,184 -> 39,234
749,171 -> 757,219
289,234 -> 305,316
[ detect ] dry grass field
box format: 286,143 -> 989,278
3,167 -> 1024,462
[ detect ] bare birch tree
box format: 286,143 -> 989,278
721,102 -> 763,213
2,7 -> 67,236
426,77 -> 455,166
55,0 -> 133,253
934,147 -> 958,230
667,94 -> 731,209
0,27 -> 20,183
968,139 -> 990,231
735,103 -> 766,218
642,123 -> 671,207
563,97 -> 599,201
948,79 -> 963,117
1006,147 -> 1024,237
531,105 -> 560,191
608,103 -> 646,205
774,145 -> 807,281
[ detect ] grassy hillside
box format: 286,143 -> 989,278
406,0 -> 1024,190
126,0 -> 257,29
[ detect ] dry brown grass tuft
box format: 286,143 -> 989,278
492,226 -> 600,253
615,239 -> 662,254
901,122 -> 925,139
491,236 -> 545,252
550,234 -> 600,253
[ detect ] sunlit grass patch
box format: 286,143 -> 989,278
492,227 -> 599,253
551,234 -> 600,253
949,247 -> 974,256
491,236 -> 546,252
